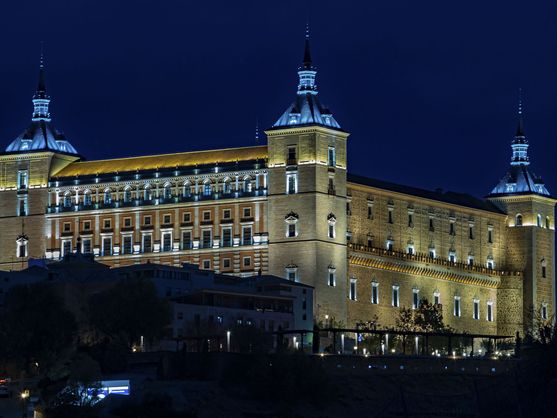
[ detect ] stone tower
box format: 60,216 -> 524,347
487,99 -> 555,335
0,54 -> 79,270
266,28 -> 349,324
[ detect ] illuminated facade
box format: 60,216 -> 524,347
0,34 -> 554,336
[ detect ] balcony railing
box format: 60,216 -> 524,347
47,188 -> 267,213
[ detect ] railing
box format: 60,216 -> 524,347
46,188 -> 268,213
349,243 -> 521,277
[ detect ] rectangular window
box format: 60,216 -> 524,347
327,146 -> 336,167
223,209 -> 231,219
367,205 -> 373,219
542,265 -> 547,278
346,201 -> 351,215
62,240 -> 72,256
103,219 -> 111,229
449,252 -> 456,263
223,258 -> 231,269
222,227 -> 232,247
143,234 -> 152,253
449,222 -> 455,236
487,302 -> 493,322
242,226 -> 252,245
286,173 -> 297,194
123,217 -> 132,227
408,213 -> 413,227
541,304 -> 548,320
469,225 -> 474,240
83,220 -> 91,231
392,286 -> 400,307
371,282 -> 379,304
122,235 -> 132,254
18,199 -> 27,216
468,256 -> 474,266
488,229 -> 493,243
429,218 -> 435,232
288,223 -> 297,238
286,269 -> 297,282
454,297 -> 461,317
203,211 -> 211,221
202,260 -> 211,269
182,212 -> 191,223
63,222 -> 71,232
17,170 -> 28,190
429,249 -> 436,259
388,209 -> 393,224
434,291 -> 440,305
162,232 -> 172,252
243,257 -> 251,267
328,271 -> 336,287
242,207 -> 251,218
144,215 -> 152,226
412,289 -> 419,309
328,177 -> 335,194
407,246 -> 414,255
163,214 -> 171,224
202,230 -> 212,248
386,241 -> 393,251
328,224 -> 335,239
287,146 -> 297,164
102,237 -> 112,256
82,238 -> 91,254
182,231 -> 192,249
473,299 -> 480,320
349,279 -> 357,301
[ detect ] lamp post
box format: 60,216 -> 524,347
21,390 -> 29,418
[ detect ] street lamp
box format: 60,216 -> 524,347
226,330 -> 231,352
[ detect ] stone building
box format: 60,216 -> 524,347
0,33 -> 554,337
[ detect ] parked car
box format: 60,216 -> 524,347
0,385 -> 12,398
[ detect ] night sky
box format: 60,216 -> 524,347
0,0 -> 556,199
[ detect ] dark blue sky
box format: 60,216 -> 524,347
1,0 -> 556,198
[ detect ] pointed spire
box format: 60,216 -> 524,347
32,42 -> 51,121
297,24 -> 317,94
511,88 -> 529,166
516,88 -> 525,137
302,23 -> 313,70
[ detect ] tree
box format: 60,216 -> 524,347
0,283 -> 77,374
396,298 -> 449,333
88,278 -> 171,349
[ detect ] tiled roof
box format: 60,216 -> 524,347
54,145 -> 268,177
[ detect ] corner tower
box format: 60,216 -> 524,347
266,27 -> 349,323
0,53 -> 80,271
487,98 -> 555,335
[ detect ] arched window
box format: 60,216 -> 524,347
164,183 -> 172,199
515,214 -> 523,227
546,216 -> 551,229
182,181 -> 191,198
123,186 -> 132,203
203,180 -> 212,196
243,176 -> 252,192
63,191 -> 72,208
144,184 -> 152,201
83,190 -> 92,206
537,214 -> 542,227
541,259 -> 547,278
223,178 -> 231,194
103,189 -> 112,204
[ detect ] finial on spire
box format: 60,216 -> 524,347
35,42 -> 47,99
511,88 -> 529,166
302,22 -> 313,70
516,88 -> 525,137
32,42 -> 51,121
255,118 -> 260,144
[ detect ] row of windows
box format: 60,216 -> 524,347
285,145 -> 336,167
284,213 -> 337,238
59,176 -> 263,207
346,280 -> 496,321
61,207 -> 254,233
515,213 -> 552,229
61,226 -> 255,256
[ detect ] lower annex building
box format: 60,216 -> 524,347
0,33 -> 554,337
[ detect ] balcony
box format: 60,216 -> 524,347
46,188 -> 268,214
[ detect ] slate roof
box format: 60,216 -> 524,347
348,173 -> 505,214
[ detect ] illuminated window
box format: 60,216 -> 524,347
62,240 -> 72,256
371,281 -> 379,304
537,214 -> 542,227
328,268 -> 336,287
285,264 -> 298,282
515,214 -> 523,226
327,146 -> 336,167
285,212 -> 299,238
349,278 -> 357,301
429,248 -> 436,259
386,239 -> 394,251
16,236 -> 28,258
449,251 -> 456,263
103,189 -> 111,205
541,259 -> 547,278
201,229 -> 212,248
487,301 -> 494,322
468,255 -> 474,266
242,226 -> 252,245
162,232 -> 172,252
63,191 -> 72,208
122,235 -> 132,254
164,183 -> 172,199
82,238 -> 92,254
453,296 -> 461,317
473,299 -> 480,320
487,257 -> 494,270
541,303 -> 548,320
182,182 -> 191,197
546,216 -> 551,229
412,288 -> 420,309
17,170 -> 28,190
392,285 -> 400,307
144,185 -> 152,201
327,214 -> 336,239
102,237 -> 112,256
223,178 -> 231,194
203,181 -> 212,196
433,290 -> 440,305
84,190 -> 92,206
487,227 -> 493,243
286,173 -> 298,194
